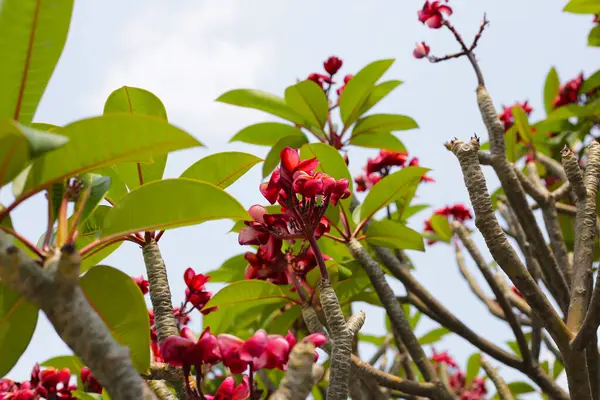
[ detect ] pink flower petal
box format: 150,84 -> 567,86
233,375 -> 251,400
248,205 -> 267,223
241,330 -> 268,360
303,333 -> 328,347
280,147 -> 300,172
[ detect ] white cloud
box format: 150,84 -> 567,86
91,0 -> 274,145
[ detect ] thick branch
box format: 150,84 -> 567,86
0,233 -> 156,400
564,143 -> 600,334
147,381 -> 177,400
271,343 -> 317,400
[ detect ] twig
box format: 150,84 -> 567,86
148,381 -> 177,400
0,233 -> 157,399
480,357 -> 514,400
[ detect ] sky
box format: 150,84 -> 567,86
2,0 -> 598,395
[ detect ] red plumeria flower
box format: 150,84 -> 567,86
323,56 -> 343,75
552,73 -> 584,108
218,334 -> 249,374
205,376 -> 250,400
183,268 -> 216,314
160,327 -> 221,374
36,367 -> 75,399
354,173 -> 382,192
449,371 -> 466,393
366,150 -> 409,174
80,367 -> 102,394
418,0 -> 452,29
240,329 -> 291,370
413,41 -> 430,59
424,204 -> 472,245
244,237 -> 289,285
498,101 -> 533,131
431,349 -> 458,368
132,275 -> 149,295
307,73 -> 333,89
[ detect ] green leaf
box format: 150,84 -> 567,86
0,282 -> 39,377
203,280 -> 294,334
0,120 -> 68,186
230,122 -> 305,146
103,86 -> 169,188
360,167 -> 428,223
76,206 -> 124,274
365,219 -> 424,251
543,67 -> 560,115
359,334 -> 386,346
284,80 -> 329,129
582,69 -> 600,93
0,204 -> 13,229
300,143 -> 353,190
72,391 -> 103,400
552,359 -> 565,379
180,152 -> 262,189
349,132 -> 406,151
352,114 -> 418,138
339,59 -> 395,126
512,106 -> 534,145
563,0 -> 600,14
465,353 -> 481,387
104,86 -> 168,120
205,254 -> 248,283
507,381 -> 536,395
41,355 -> 84,387
79,265 -> 150,373
216,89 -> 304,125
262,135 -> 309,178
263,305 -> 302,335
306,259 -> 340,288
96,165 -> 129,203
430,214 -> 452,242
101,178 -> 248,238
76,174 -> 112,227
506,340 -> 521,357
21,114 -> 202,196
589,25 -> 600,46
417,327 -> 451,345
357,80 -> 403,116
0,0 -> 74,124
401,204 -> 429,221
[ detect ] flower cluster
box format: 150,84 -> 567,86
160,326 -> 326,396
240,148 -> 349,247
418,0 -> 452,29
552,73 -> 584,108
183,268 -> 218,315
0,364 -> 102,399
205,376 -> 250,400
430,351 -> 488,400
354,150 -> 434,192
424,204 -> 473,245
307,56 -> 353,97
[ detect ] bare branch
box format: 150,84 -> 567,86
0,232 -> 157,400
480,357 -> 514,400
271,343 -> 317,400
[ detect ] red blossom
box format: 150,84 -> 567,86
413,41 -> 431,59
132,275 -> 149,295
498,101 -> 533,131
418,0 -> 453,29
424,204 -> 473,245
160,327 -> 221,374
431,350 -> 458,368
552,73 -> 584,108
80,367 -> 102,394
354,173 -> 382,192
307,73 -> 333,89
183,268 -> 215,314
205,376 -> 250,400
366,150 -> 409,174
323,56 -> 343,75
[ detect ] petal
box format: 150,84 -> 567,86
180,327 -> 197,342
280,147 -> 300,172
241,330 -> 268,360
285,331 -> 297,349
438,5 -> 452,16
425,15 -> 443,28
183,268 -> 195,287
295,157 -> 319,175
238,227 -> 267,246
303,333 -> 328,348
266,336 -> 290,363
218,334 -> 245,353
215,376 -> 236,397
248,205 -> 267,223
233,375 -> 251,400
302,178 -> 324,196
160,336 -> 195,366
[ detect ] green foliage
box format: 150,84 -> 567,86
360,167 -> 428,223
512,106 -> 534,145
357,80 -> 403,116
430,214 -> 453,242
349,132 -> 407,151
563,0 -> 600,14
230,122 -> 305,146
79,266 -> 150,373
543,67 -> 560,114
365,219 -> 424,251
262,135 -> 309,178
100,178 -> 248,238
589,25 -> 600,46
21,115 -> 201,196
417,327 -> 451,345
465,353 -> 481,387
0,0 -> 74,124
180,152 -> 262,189
216,89 -> 304,125
205,254 -> 248,283
203,280 -> 296,334
0,121 -> 68,187
78,206 -> 123,273
352,114 -> 418,138
339,59 -> 395,126
0,283 -> 39,377
284,80 -> 329,130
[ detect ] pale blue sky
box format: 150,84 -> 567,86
3,0 -> 597,394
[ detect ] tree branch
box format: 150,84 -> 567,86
0,232 -> 157,400
480,357 -> 514,400
271,343 -> 317,400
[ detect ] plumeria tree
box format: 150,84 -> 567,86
0,0 -> 599,399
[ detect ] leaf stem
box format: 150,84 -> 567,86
307,234 -> 329,281
0,226 -> 44,259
